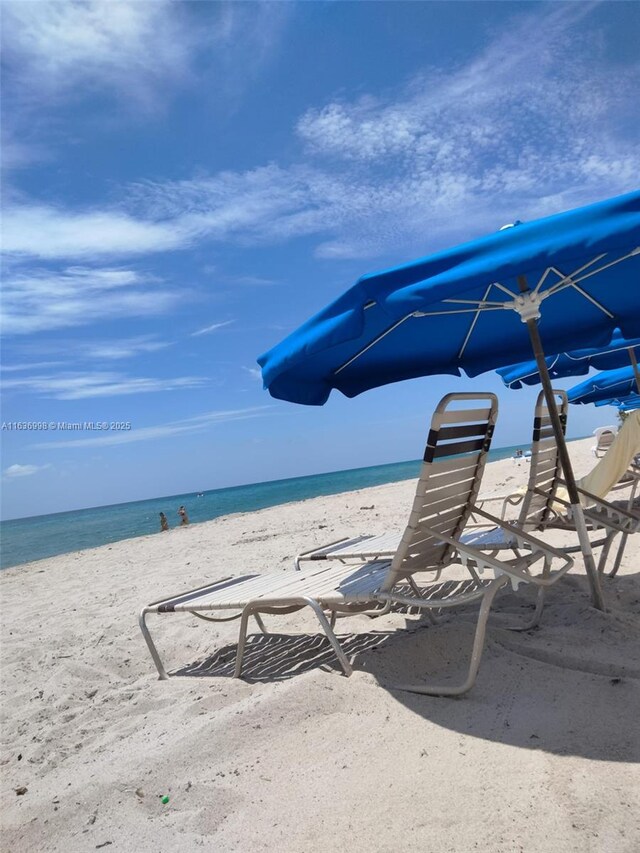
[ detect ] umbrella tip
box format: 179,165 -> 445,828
499,219 -> 523,230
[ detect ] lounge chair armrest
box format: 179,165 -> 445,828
417,519 -> 573,589
469,506 -> 575,566
477,490 -> 525,506
295,537 -> 350,560
555,479 -> 640,532
477,490 -> 526,520
609,469 -> 640,491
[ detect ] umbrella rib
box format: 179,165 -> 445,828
545,248 -> 638,297
563,282 -> 615,318
486,281 -> 519,298
335,302 -> 506,376
456,284 -> 495,360
442,297 -> 508,307
414,306 -> 506,316
334,313 -> 416,375
335,246 -> 638,378
535,254 -> 606,295
532,267 -> 554,293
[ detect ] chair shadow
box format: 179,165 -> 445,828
170,582 -> 444,682
172,630 -> 395,682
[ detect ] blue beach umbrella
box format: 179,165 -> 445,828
259,190 -> 640,609
619,397 -> 640,411
593,394 -> 640,409
567,366 -> 639,406
497,330 -> 640,390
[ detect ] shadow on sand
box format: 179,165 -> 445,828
172,572 -> 639,763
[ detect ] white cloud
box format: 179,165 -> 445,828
1,361 -> 66,372
3,463 -> 49,479
1,1 -> 291,128
1,266 -> 180,335
1,1 -> 195,108
1,371 -> 207,400
2,4 -> 637,268
120,6 -> 638,261
243,367 -> 263,382
2,205 -> 189,260
191,320 -> 235,337
0,1 -> 291,193
33,406 -> 272,449
228,275 -> 277,287
80,337 -> 171,360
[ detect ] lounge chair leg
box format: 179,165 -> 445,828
139,608 -> 169,681
424,610 -> 439,625
503,555 -> 549,631
505,587 -> 546,632
301,597 -> 353,677
234,604 -> 254,678
596,533 -> 616,575
364,600 -> 393,619
609,532 -> 629,578
407,577 -> 436,620
391,578 -> 507,697
254,613 -> 269,634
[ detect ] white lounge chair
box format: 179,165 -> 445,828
581,411 -> 640,576
591,425 -> 618,457
140,393 -> 573,696
488,392 -> 640,581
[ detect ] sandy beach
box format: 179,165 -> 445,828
1,437 -> 639,852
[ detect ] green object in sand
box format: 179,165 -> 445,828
161,795 -> 169,804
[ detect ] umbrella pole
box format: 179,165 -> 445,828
517,281 -> 606,611
628,347 -> 640,392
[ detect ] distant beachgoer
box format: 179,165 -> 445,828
159,512 -> 169,532
178,505 -> 190,526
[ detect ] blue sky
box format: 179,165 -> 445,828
1,0 -> 639,520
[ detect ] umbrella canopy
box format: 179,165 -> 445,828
594,394 -> 640,408
259,190 -> 640,406
259,189 -> 640,611
497,330 -> 640,390
619,397 -> 640,411
567,366 -> 639,405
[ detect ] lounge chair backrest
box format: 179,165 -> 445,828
593,427 -> 617,457
517,389 -> 568,530
381,393 -> 498,591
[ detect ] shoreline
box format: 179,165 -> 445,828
0,440 -> 547,572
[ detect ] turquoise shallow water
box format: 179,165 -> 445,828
0,445 -> 524,570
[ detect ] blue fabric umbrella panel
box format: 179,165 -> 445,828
497,330 -> 640,390
260,190 -> 640,406
567,366 -> 640,405
594,394 -> 640,408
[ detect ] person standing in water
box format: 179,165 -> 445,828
178,505 -> 189,525
159,512 -> 169,532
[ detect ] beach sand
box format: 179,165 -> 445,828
1,437 -> 639,852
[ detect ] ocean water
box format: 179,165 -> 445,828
1,445 -> 524,570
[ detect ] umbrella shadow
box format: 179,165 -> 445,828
356,572 -> 640,763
